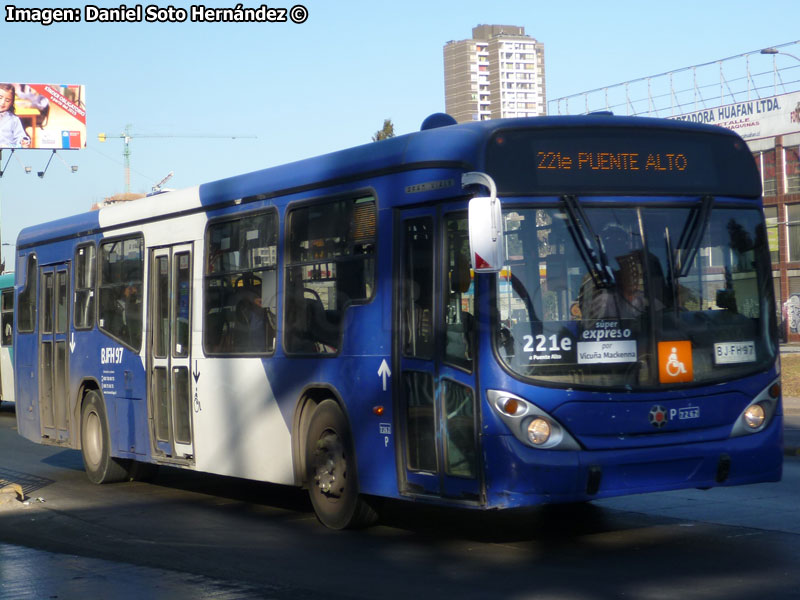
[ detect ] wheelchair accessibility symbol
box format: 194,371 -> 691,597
658,340 -> 693,383
666,348 -> 687,377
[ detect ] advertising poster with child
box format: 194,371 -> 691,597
0,83 -> 85,150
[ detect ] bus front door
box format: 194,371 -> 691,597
147,244 -> 195,461
396,208 -> 483,504
38,263 -> 71,442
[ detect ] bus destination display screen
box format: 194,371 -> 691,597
485,126 -> 761,198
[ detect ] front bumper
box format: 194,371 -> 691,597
481,414 -> 783,509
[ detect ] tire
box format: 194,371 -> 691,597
305,399 -> 377,529
80,390 -> 130,484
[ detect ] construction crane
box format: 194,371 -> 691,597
98,124 -> 255,193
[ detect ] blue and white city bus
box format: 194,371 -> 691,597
0,272 -> 15,406
14,114 -> 782,528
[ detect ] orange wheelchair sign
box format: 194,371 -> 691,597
658,341 -> 693,383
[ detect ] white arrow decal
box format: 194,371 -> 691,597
377,359 -> 391,392
69,332 -> 76,353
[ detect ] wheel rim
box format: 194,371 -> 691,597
84,410 -> 103,470
312,429 -> 347,501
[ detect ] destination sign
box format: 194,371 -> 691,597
485,125 -> 762,198
536,151 -> 688,172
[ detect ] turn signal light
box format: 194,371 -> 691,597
500,398 -> 520,415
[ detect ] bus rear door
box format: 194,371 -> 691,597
38,263 -> 71,442
147,244 -> 195,461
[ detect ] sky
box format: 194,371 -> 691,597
1,0 -> 798,267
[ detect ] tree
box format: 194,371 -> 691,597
372,119 -> 395,142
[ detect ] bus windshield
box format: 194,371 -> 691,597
494,202 -> 776,389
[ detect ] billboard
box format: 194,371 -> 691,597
0,83 -> 85,150
669,90 -> 800,141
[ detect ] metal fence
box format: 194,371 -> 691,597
548,40 -> 800,117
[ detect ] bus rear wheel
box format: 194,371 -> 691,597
305,399 -> 377,529
80,390 -> 130,484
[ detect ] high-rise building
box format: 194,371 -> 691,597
443,25 -> 546,123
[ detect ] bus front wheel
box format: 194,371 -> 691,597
305,399 -> 377,529
80,390 -> 130,484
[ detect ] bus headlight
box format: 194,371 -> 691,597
487,390 -> 580,450
527,418 -> 551,445
730,377 -> 780,437
743,403 -> 766,429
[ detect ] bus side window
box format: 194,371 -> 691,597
444,214 -> 474,370
204,209 -> 278,355
74,244 -> 96,329
284,196 -> 376,355
98,237 -> 144,351
17,254 -> 37,333
402,217 -> 434,359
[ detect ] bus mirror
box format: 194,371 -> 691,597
468,196 -> 505,273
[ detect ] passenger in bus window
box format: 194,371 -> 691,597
117,282 -> 141,343
233,289 -> 267,352
122,282 -> 140,316
578,223 -> 659,324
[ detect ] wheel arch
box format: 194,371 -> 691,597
291,383 -> 349,487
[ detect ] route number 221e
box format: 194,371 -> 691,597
523,334 -> 573,353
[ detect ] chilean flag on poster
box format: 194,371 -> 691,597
61,131 -> 82,149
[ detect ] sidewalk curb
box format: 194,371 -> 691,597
782,395 -> 800,456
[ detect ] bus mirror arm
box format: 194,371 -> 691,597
462,171 -> 497,199
462,172 -> 499,241
463,172 -> 505,272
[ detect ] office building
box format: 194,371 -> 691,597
444,25 -> 546,123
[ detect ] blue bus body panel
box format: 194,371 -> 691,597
196,126 -> 486,209
16,210 -> 102,254
14,207 -> 153,456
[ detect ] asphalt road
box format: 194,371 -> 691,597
2,403 -> 800,600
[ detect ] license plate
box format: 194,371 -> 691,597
714,341 -> 756,364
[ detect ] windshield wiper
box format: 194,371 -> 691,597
663,225 -> 680,311
675,195 -> 714,278
560,195 -> 615,287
